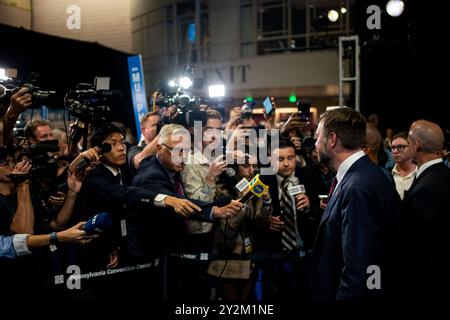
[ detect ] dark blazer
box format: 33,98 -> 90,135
311,155 -> 401,301
401,161 -> 450,298
79,163 -> 158,219
73,163 -> 158,269
264,166 -> 322,252
127,156 -> 213,260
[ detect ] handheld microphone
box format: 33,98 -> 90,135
198,196 -> 232,210
76,143 -> 112,172
83,212 -> 112,234
239,174 -> 269,203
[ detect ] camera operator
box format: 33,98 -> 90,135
1,87 -> 33,145
172,109 -> 227,300
24,119 -> 54,145
128,111 -> 160,173
0,155 -> 33,235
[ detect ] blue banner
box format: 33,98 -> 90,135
127,55 -> 149,140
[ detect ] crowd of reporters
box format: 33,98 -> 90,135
0,85 -> 449,304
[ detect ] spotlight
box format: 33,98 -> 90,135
386,0 -> 404,17
168,79 -> 177,87
179,76 -> 193,90
208,84 -> 225,98
341,7 -> 347,14
327,10 -> 339,22
0,68 -> 10,80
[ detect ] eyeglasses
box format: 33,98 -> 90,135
161,143 -> 186,156
391,144 -> 409,152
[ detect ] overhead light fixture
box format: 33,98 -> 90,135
386,0 -> 404,17
179,76 -> 193,90
327,10 -> 339,22
208,84 -> 225,98
341,7 -> 347,14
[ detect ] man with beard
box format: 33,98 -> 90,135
310,107 -> 401,301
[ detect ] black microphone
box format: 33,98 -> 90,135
76,143 -> 112,172
198,196 -> 232,210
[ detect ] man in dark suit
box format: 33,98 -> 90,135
127,124 -> 243,300
128,124 -> 243,259
311,107 -> 401,301
261,139 -> 322,300
74,123 -> 204,268
401,120 -> 450,299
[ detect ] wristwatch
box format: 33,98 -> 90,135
154,194 -> 168,207
50,232 -> 59,245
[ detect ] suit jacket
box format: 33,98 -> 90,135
73,163 -> 158,269
401,161 -> 450,298
127,156 -> 213,260
311,155 -> 401,301
264,166 -> 322,253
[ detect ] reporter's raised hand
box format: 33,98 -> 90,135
11,159 -> 32,175
165,196 -> 201,218
280,112 -> 308,137
56,222 -> 95,244
206,156 -> 227,184
9,87 -> 32,113
213,200 -> 244,219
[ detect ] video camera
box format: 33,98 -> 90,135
64,83 -> 123,123
0,73 -> 57,108
8,140 -> 59,184
153,66 -> 207,129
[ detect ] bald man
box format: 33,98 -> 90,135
400,120 -> 450,299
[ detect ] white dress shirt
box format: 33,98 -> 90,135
334,150 -> 366,193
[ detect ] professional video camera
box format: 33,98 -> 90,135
64,83 -> 123,123
8,140 -> 59,184
0,73 -> 57,107
153,66 -> 207,129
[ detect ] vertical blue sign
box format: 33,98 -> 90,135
188,22 -> 196,44
127,55 -> 149,140
40,106 -> 48,120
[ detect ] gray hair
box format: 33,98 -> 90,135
158,124 -> 189,145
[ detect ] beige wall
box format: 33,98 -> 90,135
0,0 -> 31,29
31,0 -> 132,53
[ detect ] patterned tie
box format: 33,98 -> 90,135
280,178 -> 301,252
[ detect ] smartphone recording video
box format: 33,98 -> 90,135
297,100 -> 311,122
263,96 -> 275,115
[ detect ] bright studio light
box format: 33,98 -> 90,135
341,7 -> 347,14
327,9 -> 339,22
0,68 -> 10,80
386,0 -> 404,17
168,79 -> 177,87
208,84 -> 225,98
179,76 -> 193,89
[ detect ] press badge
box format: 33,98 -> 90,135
289,184 -> 305,196
244,237 -> 252,254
